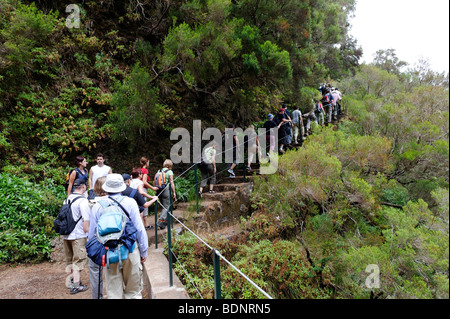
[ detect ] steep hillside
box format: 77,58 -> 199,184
170,59 -> 449,299
0,0 -> 361,180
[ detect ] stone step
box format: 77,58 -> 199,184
200,190 -> 237,202
222,175 -> 254,183
172,199 -> 249,233
159,179 -> 254,233
250,162 -> 260,169
175,200 -> 222,212
213,183 -> 250,192
174,201 -> 225,221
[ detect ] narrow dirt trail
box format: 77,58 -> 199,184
0,261 -> 94,299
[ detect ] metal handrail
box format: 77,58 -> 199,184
156,191 -> 273,299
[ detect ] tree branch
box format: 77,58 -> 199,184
381,202 -> 403,209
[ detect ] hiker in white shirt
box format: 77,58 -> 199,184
63,178 -> 90,295
89,153 -> 112,197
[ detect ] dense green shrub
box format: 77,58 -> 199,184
0,173 -> 64,263
174,170 -> 197,203
170,101 -> 448,298
221,239 -> 332,299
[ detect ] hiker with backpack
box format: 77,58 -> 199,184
291,105 -> 305,144
66,156 -> 89,198
319,83 -> 329,96
58,178 -> 90,295
331,88 -> 342,119
87,174 -> 148,299
282,104 -> 294,146
314,99 -> 325,127
330,88 -> 340,121
322,89 -> 334,124
263,113 -> 278,154
154,159 -> 177,230
274,108 -> 291,153
87,176 -> 108,299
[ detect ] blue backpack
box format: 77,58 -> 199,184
86,196 -> 137,269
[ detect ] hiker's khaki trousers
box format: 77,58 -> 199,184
105,247 -> 143,299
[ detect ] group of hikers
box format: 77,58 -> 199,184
58,84 -> 343,299
262,83 -> 343,154
61,153 -> 176,298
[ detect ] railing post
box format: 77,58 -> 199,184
154,200 -> 158,249
213,249 -> 221,299
168,185 -> 173,287
195,163 -> 199,215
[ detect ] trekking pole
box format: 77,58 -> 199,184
154,201 -> 158,249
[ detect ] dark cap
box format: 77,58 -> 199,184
122,173 -> 131,181
73,178 -> 87,187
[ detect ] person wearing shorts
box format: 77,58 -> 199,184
62,178 -> 90,295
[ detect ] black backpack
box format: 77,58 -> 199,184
54,196 -> 83,235
315,102 -> 323,113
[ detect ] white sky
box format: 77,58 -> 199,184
349,0 -> 450,73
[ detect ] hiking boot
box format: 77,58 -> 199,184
157,220 -> 166,230
70,282 -> 88,295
